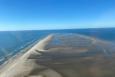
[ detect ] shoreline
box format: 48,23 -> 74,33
0,38 -> 39,73
0,34 -> 53,77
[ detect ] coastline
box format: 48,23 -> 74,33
0,34 -> 53,77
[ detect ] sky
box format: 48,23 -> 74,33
0,0 -> 115,30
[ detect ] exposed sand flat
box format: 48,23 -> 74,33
0,34 -> 54,77
0,33 -> 115,77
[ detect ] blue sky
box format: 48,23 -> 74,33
0,0 -> 115,30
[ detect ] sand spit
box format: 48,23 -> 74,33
0,33 -> 115,77
0,34 -> 60,77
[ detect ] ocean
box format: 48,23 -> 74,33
0,28 -> 115,64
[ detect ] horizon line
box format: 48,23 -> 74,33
0,27 -> 115,31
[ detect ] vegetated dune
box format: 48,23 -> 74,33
1,33 -> 115,77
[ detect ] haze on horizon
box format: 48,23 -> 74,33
0,0 -> 115,31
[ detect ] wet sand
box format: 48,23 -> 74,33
0,33 -> 115,77
0,34 -> 54,77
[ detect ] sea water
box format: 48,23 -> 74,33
0,28 -> 115,65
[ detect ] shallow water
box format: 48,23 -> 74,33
0,29 -> 115,77
26,34 -> 115,77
